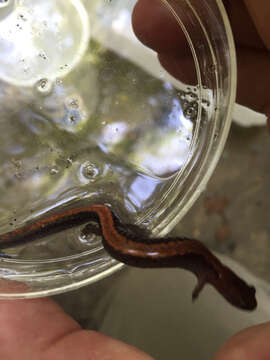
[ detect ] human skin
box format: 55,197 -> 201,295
132,0 -> 270,130
0,1 -> 269,360
0,298 -> 154,360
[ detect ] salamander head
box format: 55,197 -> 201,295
220,266 -> 257,311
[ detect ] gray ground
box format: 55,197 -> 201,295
54,124 -> 270,359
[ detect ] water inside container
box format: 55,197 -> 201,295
0,0 -> 213,264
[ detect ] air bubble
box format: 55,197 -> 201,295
184,102 -> 198,121
78,227 -> 101,247
18,13 -> 27,21
66,98 -> 79,109
68,114 -> 79,125
202,99 -> 210,107
38,51 -> 48,61
35,78 -> 53,95
182,100 -> 189,111
209,64 -> 217,73
55,78 -> 63,86
66,158 -> 73,168
79,161 -> 100,183
50,168 -> 59,176
0,0 -> 9,8
185,92 -> 198,102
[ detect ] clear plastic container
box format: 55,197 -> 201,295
0,0 -> 236,298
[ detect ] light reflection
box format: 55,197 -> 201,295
128,175 -> 159,207
0,0 -> 90,86
112,9 -> 130,34
102,122 -> 128,147
130,99 -> 194,177
136,136 -> 191,176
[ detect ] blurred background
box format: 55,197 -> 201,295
54,123 -> 270,360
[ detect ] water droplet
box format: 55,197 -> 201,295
36,78 -> 53,95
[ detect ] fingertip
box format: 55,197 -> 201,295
214,322 -> 270,360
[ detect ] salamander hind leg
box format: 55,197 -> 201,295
192,274 -> 208,301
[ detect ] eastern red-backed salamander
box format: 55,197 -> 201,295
0,204 -> 257,310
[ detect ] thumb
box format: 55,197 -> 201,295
214,322 -> 270,360
0,297 -> 154,360
243,0 -> 270,50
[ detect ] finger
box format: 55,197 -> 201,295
214,322 -> 270,360
132,0 -> 190,54
132,0 -> 196,84
0,298 -> 154,360
235,47 -> 270,128
0,298 -> 80,357
158,53 -> 196,84
223,0 -> 265,49
243,0 -> 270,50
45,328 -> 154,360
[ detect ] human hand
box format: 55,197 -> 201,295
0,297 -> 269,360
0,298 -> 154,360
214,322 -> 270,360
132,0 -> 270,129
